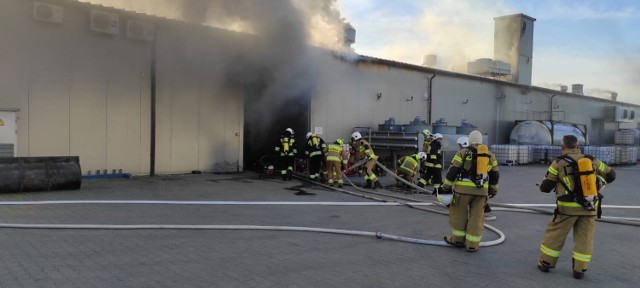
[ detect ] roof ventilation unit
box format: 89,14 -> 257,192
467,58 -> 511,78
90,10 -> 120,35
33,2 -> 64,23
127,20 -> 154,41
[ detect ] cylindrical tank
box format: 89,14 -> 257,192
509,120 -> 586,146
432,118 -> 457,134
456,119 -> 477,135
0,156 -> 82,193
378,117 -> 396,132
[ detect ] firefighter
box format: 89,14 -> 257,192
537,135 -> 615,279
422,129 -> 433,154
458,136 -> 492,214
396,152 -> 428,189
274,128 -> 297,181
351,131 -> 382,189
325,138 -> 348,187
439,130 -> 499,252
305,132 -> 326,181
424,133 -> 444,194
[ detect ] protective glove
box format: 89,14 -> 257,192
367,155 -> 374,161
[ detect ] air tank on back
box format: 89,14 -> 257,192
509,120 -> 587,145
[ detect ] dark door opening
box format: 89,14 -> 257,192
243,92 -> 310,172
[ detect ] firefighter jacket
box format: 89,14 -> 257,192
305,135 -> 326,158
539,149 -> 615,216
274,133 -> 296,157
441,146 -> 500,197
325,143 -> 348,164
397,154 -> 420,176
355,139 -> 376,161
426,140 -> 443,168
422,137 -> 432,154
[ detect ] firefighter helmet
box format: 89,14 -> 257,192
433,133 -> 443,140
306,132 -> 313,139
469,130 -> 482,144
335,138 -> 344,146
456,136 -> 469,148
351,131 -> 362,141
422,129 -> 431,136
418,152 -> 427,161
286,128 -> 294,135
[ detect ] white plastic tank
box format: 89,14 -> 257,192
510,120 -> 586,146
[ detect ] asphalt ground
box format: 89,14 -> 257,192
0,163 -> 638,287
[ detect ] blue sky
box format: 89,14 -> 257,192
339,0 -> 640,104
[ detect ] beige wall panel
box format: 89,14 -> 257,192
198,81 -> 225,171
28,64 -> 71,156
106,63 -> 143,174
224,90 -> 242,171
69,63 -> 108,173
169,75 -> 200,173
154,68 -> 173,174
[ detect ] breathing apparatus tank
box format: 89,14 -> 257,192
474,144 -> 489,187
282,137 -> 290,152
312,134 -> 319,146
578,157 -> 597,202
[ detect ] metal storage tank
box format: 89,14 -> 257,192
456,119 -> 477,135
432,118 -> 457,134
509,120 -> 587,146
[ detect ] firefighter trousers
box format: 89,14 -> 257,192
364,157 -> 379,182
424,167 -> 442,188
539,214 -> 595,272
308,156 -> 323,180
449,193 -> 487,250
278,156 -> 294,178
326,160 -> 343,184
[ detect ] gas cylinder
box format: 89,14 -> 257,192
476,145 -> 489,175
578,157 -> 597,201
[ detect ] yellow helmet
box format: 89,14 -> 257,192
336,139 -> 344,146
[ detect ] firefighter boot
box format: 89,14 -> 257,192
287,170 -> 293,181
373,180 -> 382,189
537,260 -> 552,273
363,180 -> 373,189
572,259 -> 585,279
431,187 -> 439,195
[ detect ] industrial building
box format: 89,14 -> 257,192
1,0 -> 638,176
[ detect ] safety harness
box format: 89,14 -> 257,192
554,155 -> 603,219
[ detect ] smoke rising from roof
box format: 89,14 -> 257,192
82,0 -> 349,128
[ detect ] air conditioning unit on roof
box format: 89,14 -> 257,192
90,10 -> 119,35
33,2 -> 64,24
127,20 -> 154,41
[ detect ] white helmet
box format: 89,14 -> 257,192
437,192 -> 453,205
422,129 -> 431,136
286,128 -> 294,135
306,132 -> 313,139
469,130 -> 482,145
418,152 -> 427,161
456,136 -> 469,148
351,131 -> 362,141
433,133 -> 443,140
